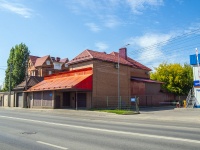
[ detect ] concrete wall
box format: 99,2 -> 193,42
0,93 -> 3,106
0,92 -> 15,107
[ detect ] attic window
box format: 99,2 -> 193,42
65,63 -> 68,67
46,60 -> 50,65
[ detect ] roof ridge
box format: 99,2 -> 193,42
85,49 -> 94,58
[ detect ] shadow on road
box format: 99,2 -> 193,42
139,106 -> 176,112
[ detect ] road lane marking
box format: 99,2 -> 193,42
37,141 -> 68,150
1,115 -> 200,145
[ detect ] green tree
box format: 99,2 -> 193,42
150,62 -> 193,95
3,43 -> 30,91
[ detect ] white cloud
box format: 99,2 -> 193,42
127,33 -> 172,64
66,0 -> 164,31
104,15 -> 121,28
95,42 -> 109,51
85,23 -> 101,32
0,0 -> 33,18
126,0 -> 163,14
184,22 -> 200,35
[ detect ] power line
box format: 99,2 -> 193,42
129,44 -> 200,60
128,28 -> 200,54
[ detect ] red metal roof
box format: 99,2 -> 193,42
131,77 -> 164,84
68,49 -> 151,71
26,68 -> 93,92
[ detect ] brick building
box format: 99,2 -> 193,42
25,48 -> 168,109
28,55 -> 69,77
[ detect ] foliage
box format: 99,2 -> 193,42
94,109 -> 137,115
150,62 -> 193,95
3,43 -> 30,91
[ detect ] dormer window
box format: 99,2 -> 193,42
46,60 -> 50,65
65,63 -> 68,67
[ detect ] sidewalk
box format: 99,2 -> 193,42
1,107 -> 200,123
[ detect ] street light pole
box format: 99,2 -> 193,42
118,44 -> 130,109
118,50 -> 120,109
9,64 -> 12,107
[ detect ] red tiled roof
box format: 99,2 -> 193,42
68,49 -> 133,66
68,49 -> 151,71
110,51 -> 151,71
35,55 -> 50,67
29,55 -> 40,65
26,68 -> 93,92
127,57 -> 151,71
59,58 -> 69,63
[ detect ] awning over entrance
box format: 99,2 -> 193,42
26,68 -> 93,92
131,77 -> 164,84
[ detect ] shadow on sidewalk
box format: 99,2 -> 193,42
139,106 -> 176,112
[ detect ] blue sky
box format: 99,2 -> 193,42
0,0 -> 200,86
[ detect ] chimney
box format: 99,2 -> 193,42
56,57 -> 60,62
119,47 -> 127,60
51,57 -> 55,61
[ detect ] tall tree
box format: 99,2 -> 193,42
150,62 -> 193,95
4,43 -> 30,91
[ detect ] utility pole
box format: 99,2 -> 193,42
117,49 -> 120,109
118,44 -> 130,109
25,59 -> 29,108
9,64 -> 12,107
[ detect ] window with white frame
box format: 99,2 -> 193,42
46,60 -> 50,65
65,63 -> 68,67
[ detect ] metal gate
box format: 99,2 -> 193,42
17,93 -> 23,107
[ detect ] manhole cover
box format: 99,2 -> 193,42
21,132 -> 37,135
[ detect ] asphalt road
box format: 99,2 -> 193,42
0,107 -> 200,150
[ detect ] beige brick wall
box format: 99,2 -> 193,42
68,60 -> 152,108
131,68 -> 150,78
69,61 -> 93,71
93,60 -> 131,97
69,60 -> 131,96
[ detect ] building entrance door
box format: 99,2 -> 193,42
63,92 -> 70,107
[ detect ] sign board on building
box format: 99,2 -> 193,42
194,80 -> 200,86
131,98 -> 136,102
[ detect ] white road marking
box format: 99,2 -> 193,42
0,115 -> 200,144
37,141 -> 68,150
88,118 -> 199,131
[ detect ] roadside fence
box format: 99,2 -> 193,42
92,94 -> 187,110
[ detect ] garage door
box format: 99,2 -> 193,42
3,95 -> 8,107
17,93 -> 23,107
77,93 -> 86,108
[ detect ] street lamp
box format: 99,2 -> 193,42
118,44 -> 130,109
